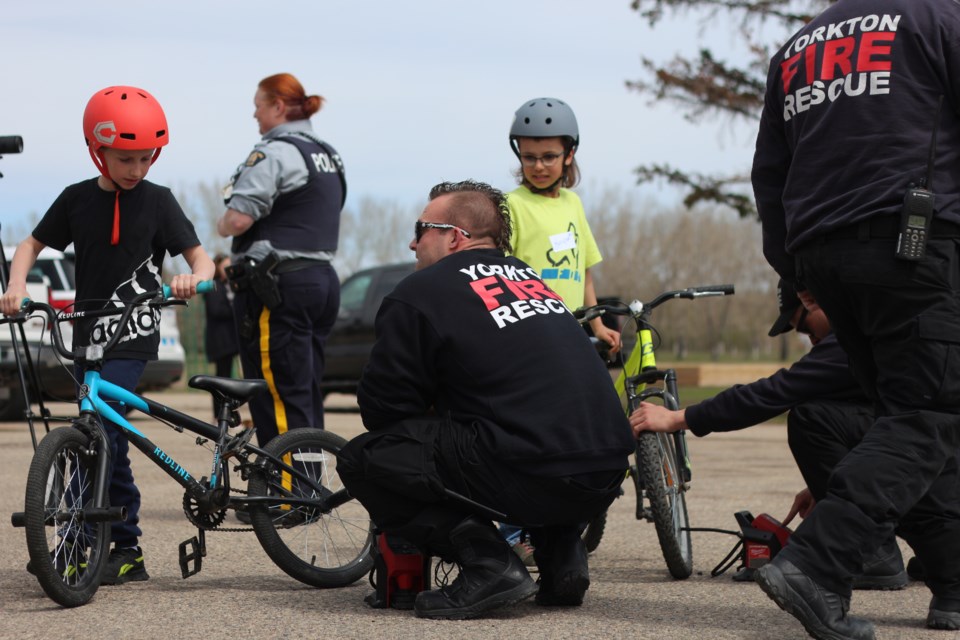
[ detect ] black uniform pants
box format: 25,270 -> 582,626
787,400 -> 873,501
234,263 -> 339,446
786,231 -> 960,601
337,417 -> 625,556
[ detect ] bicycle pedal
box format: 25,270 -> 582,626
178,531 -> 207,579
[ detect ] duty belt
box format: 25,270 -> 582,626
829,216 -> 960,240
273,258 -> 330,274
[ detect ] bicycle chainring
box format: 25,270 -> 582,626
182,493 -> 228,530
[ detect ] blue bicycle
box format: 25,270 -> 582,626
7,285 -> 373,607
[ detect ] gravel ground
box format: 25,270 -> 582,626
0,392 -> 953,640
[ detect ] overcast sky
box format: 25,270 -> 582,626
1,1 -> 762,236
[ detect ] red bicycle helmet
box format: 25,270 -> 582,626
83,86 -> 169,179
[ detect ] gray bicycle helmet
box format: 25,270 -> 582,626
509,97 -> 579,156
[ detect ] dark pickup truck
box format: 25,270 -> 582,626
321,261 -> 415,396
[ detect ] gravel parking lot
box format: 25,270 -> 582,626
0,391 -> 951,640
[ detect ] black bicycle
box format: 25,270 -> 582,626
575,284 -> 734,578
6,285 -> 373,607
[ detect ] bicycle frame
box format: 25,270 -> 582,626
615,319 -> 691,484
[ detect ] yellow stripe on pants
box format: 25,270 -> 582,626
259,307 -> 292,495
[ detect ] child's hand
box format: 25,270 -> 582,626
168,274 -> 203,300
593,324 -> 621,356
0,286 -> 29,317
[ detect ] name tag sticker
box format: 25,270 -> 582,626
549,231 -> 576,252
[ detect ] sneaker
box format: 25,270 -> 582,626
26,544 -> 88,579
511,540 -> 537,568
100,546 -> 149,585
928,596 -> 960,630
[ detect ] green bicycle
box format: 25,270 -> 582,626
575,284 -> 734,578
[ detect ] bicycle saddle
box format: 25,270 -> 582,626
188,375 -> 269,402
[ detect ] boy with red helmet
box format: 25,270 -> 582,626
1,86 -> 214,584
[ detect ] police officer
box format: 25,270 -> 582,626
217,73 -> 345,448
751,1 -> 960,637
337,180 -> 633,620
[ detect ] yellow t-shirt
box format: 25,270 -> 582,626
506,186 -> 602,307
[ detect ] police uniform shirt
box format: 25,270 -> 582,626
224,120 -> 343,262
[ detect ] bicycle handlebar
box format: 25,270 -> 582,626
572,284 -> 735,324
2,280 -> 215,361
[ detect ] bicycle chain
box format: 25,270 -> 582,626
183,487 -> 254,533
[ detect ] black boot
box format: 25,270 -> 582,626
414,516 -> 537,619
756,557 -> 876,640
531,526 -> 590,606
928,596 -> 960,630
851,537 -> 907,591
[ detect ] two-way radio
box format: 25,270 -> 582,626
895,96 -> 943,261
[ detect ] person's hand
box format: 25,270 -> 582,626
593,324 -> 622,356
798,289 -> 822,315
629,401 -> 685,437
0,285 -> 29,317
168,273 -> 203,300
783,488 -> 816,527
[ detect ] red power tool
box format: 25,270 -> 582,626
729,510 -> 793,581
364,533 -> 432,609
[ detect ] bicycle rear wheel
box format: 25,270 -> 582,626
23,427 -> 110,607
636,431 -> 692,579
248,428 -> 374,588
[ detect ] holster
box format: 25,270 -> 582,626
226,252 -> 282,310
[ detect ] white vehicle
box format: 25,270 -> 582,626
0,246 -> 186,420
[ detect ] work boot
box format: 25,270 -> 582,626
906,556 -> 926,582
756,557 -> 875,640
927,596 -> 960,630
414,516 -> 537,620
531,526 -> 590,606
851,538 -> 907,591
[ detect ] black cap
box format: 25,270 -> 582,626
768,279 -> 802,337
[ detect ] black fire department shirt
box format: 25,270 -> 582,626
685,334 -> 866,436
357,248 -> 634,477
752,0 -> 960,281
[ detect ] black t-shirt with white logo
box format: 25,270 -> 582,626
33,178 -> 200,360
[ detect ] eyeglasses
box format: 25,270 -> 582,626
795,307 -> 812,336
519,152 -> 565,168
414,221 -> 472,242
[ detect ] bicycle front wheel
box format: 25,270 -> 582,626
23,427 -> 110,607
637,431 -> 692,579
247,428 -> 374,588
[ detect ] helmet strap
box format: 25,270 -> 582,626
111,191 -> 121,245
527,176 -> 564,195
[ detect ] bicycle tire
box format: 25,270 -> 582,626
581,509 -> 607,553
23,427 -> 110,607
247,428 -> 374,588
636,431 -> 693,579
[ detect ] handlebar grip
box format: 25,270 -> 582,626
692,284 -> 735,296
161,279 -> 216,298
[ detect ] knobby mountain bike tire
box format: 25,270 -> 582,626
23,427 -> 111,607
636,431 -> 693,579
247,428 -> 374,588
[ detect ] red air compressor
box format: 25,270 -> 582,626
364,533 -> 432,610
728,510 -> 793,581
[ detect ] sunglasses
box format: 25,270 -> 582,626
414,221 -> 472,242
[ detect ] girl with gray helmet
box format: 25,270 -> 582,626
500,98 -> 621,588
506,97 -> 619,351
